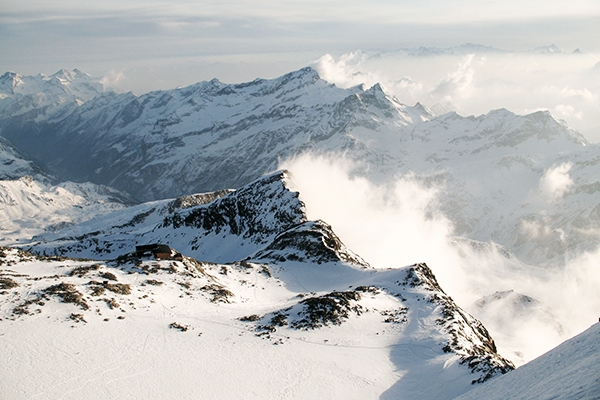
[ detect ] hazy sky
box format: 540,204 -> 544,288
1,0 -> 599,139
2,0 -> 598,80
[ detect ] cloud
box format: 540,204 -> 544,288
6,0 -> 597,25
280,154 -> 454,270
539,162 -> 574,201
431,54 -> 477,104
99,69 -> 125,89
553,104 -> 583,120
312,50 -> 600,142
279,153 -> 600,365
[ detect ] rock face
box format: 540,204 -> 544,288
250,220 -> 369,266
28,171 -> 308,262
403,264 -> 513,384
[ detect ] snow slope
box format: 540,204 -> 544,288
0,136 -> 50,181
455,322 -> 600,399
0,171 -> 519,398
0,243 -> 512,400
22,168 -> 598,367
0,176 -> 135,246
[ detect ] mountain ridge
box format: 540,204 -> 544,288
1,67 -> 599,374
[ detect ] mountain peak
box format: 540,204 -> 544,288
532,44 -> 562,54
295,66 -> 320,79
250,219 -> 370,267
366,82 -> 385,93
273,66 -> 322,88
51,68 -> 91,82
29,169 -> 308,263
0,72 -> 23,95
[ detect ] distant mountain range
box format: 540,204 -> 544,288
343,43 -> 579,58
0,67 -> 597,267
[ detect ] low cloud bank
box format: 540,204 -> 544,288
280,153 -> 600,365
312,50 -> 600,142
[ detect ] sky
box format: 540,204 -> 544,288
1,0 -> 600,139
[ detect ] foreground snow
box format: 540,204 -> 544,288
455,322 -> 600,400
0,238 -> 511,400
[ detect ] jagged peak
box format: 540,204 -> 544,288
265,67 -> 322,90
357,82 -> 397,107
249,219 -> 370,267
166,190 -> 233,214
244,169 -> 293,190
365,82 -> 388,95
287,66 -> 321,80
414,102 -> 436,118
0,71 -> 21,80
484,108 -> 514,118
29,168 -> 308,262
52,69 -> 75,79
49,69 -> 97,85
0,71 -> 24,94
0,69 -> 106,103
533,44 -> 562,54
175,67 -> 322,99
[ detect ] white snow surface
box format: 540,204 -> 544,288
0,69 -> 108,119
0,247 -> 510,399
455,322 -> 600,400
0,176 -> 134,246
0,137 -> 48,181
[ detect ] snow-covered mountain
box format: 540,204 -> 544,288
0,136 -> 49,181
396,43 -> 505,56
0,72 -> 137,245
1,67 -> 597,267
1,67 -> 599,395
0,67 -> 434,201
29,171 -> 306,262
0,69 -> 108,116
401,108 -> 594,266
0,176 -> 136,246
0,172 -> 514,398
455,322 -> 600,399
